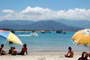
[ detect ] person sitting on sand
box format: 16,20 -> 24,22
64,47 -> 74,58
8,47 -> 13,54
18,44 -> 28,55
0,44 -> 6,55
78,52 -> 88,60
11,47 -> 17,55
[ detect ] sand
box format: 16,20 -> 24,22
0,52 -> 83,60
0,55 -> 79,60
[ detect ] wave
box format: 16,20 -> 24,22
18,33 -> 39,36
18,35 -> 30,36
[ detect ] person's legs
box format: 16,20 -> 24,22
18,52 -> 24,55
11,54 -> 16,55
65,55 -> 73,58
1,50 -> 6,55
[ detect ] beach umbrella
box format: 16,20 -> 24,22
72,29 -> 90,47
0,30 -> 23,45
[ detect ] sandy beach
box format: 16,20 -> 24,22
0,55 -> 79,60
0,52 -> 82,60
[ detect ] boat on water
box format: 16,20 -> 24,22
56,30 -> 62,33
30,32 -> 38,36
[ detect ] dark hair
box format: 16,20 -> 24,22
81,52 -> 86,57
1,44 -> 4,47
23,44 -> 27,48
13,47 -> 15,49
11,47 -> 13,49
68,47 -> 72,50
85,52 -> 88,58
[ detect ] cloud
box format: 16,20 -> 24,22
0,6 -> 90,21
2,9 -> 15,14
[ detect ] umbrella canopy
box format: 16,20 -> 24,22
0,30 -> 23,45
72,29 -> 90,47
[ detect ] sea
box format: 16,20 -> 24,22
0,32 -> 89,53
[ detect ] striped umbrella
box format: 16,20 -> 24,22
72,29 -> 90,47
0,30 -> 23,45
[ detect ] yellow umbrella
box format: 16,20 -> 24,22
0,30 -> 23,45
72,29 -> 90,47
7,32 -> 23,45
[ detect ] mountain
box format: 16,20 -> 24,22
23,20 -> 81,31
0,20 -> 82,31
56,19 -> 90,28
0,20 -> 33,30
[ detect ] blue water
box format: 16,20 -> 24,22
0,32 -> 89,52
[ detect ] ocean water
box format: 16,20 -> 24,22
0,32 -> 89,53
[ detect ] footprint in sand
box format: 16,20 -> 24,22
38,57 -> 46,60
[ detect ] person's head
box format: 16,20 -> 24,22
10,47 -> 13,49
81,52 -> 86,57
1,44 -> 4,48
68,47 -> 72,51
23,44 -> 27,48
81,52 -> 88,58
84,53 -> 88,58
13,47 -> 15,49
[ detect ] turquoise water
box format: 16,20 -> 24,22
0,32 -> 89,52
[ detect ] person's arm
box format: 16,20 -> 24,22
66,51 -> 69,55
68,51 -> 74,57
78,58 -> 81,60
0,50 -> 2,55
26,48 -> 28,55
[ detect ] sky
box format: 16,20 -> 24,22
0,0 -> 90,21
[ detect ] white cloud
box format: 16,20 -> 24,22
2,9 -> 15,14
0,6 -> 90,21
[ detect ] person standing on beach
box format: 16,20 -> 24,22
64,47 -> 74,58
